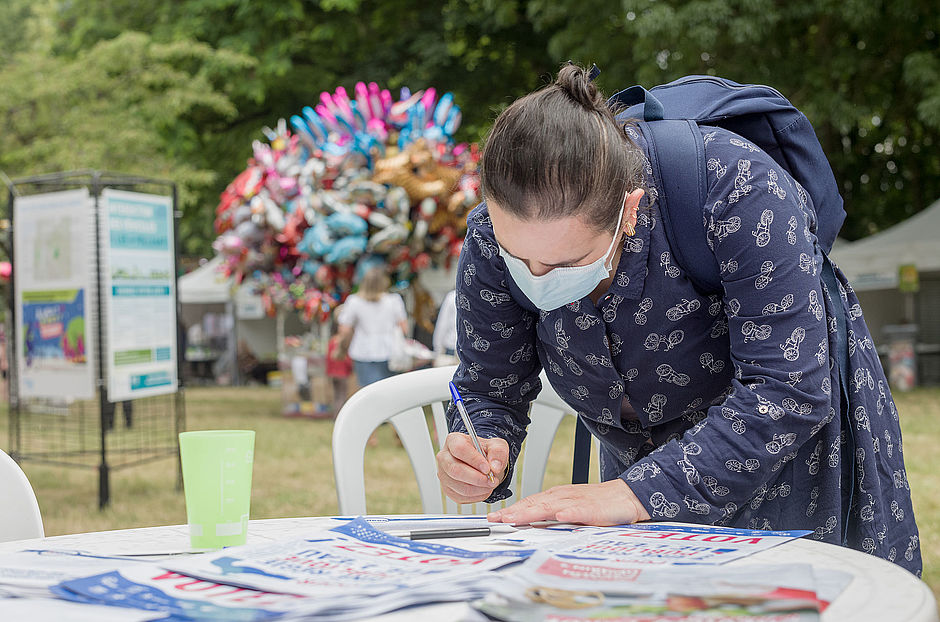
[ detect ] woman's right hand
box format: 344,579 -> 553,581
436,432 -> 509,504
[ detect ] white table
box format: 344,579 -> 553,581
0,516 -> 936,621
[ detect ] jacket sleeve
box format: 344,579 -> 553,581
625,137 -> 832,524
447,206 -> 544,502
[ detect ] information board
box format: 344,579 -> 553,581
13,189 -> 96,399
101,189 -> 178,401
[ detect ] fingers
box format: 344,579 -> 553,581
438,476 -> 492,504
479,437 -> 509,478
436,433 -> 501,504
436,465 -> 493,504
436,448 -> 491,489
488,486 -> 574,524
489,480 -> 645,526
446,433 -> 491,475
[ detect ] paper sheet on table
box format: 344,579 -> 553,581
0,549 -> 153,597
494,522 -> 812,565
53,563 -> 510,622
0,549 -> 161,620
473,550 -> 833,621
53,565 -> 313,621
7,526 -> 199,557
0,596 -> 163,621
165,517 -> 533,597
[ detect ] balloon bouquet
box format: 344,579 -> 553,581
213,82 -> 480,324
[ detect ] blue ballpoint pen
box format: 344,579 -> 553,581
448,381 -> 497,484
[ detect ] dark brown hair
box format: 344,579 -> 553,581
480,63 -> 645,233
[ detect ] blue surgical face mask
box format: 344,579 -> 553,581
497,202 -> 625,311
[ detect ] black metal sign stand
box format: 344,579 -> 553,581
5,170 -> 185,508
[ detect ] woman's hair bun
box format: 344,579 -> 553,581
555,63 -> 605,111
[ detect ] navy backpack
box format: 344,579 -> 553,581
569,77 -> 853,521
608,75 -> 845,294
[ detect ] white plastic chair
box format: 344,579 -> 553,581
0,448 -> 44,542
332,365 -> 588,515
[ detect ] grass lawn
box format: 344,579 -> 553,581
1,384 -> 938,605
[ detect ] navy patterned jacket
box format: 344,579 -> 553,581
447,126 -> 922,575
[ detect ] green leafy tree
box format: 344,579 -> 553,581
16,0 -> 940,247
0,26 -> 255,253
527,0 -> 940,239
48,0 -> 558,244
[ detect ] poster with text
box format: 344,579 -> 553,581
101,189 -> 178,401
13,189 -> 96,399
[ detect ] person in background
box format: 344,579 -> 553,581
335,266 -> 409,387
291,351 -> 311,402
432,289 -> 458,360
327,304 -> 354,417
411,282 -> 438,352
237,339 -> 261,385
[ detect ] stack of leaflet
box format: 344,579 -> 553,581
0,550 -> 164,621
0,518 -> 532,621
0,549 -> 156,600
474,523 -> 852,622
0,520 -> 848,621
473,551 -> 852,622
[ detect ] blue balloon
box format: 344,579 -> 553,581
326,212 -> 368,236
301,259 -> 322,276
325,236 -> 367,264
299,221 -> 334,257
301,106 -> 330,143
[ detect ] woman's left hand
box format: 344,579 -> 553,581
487,479 -> 652,526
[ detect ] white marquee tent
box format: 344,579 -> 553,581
830,198 -> 940,385
178,255 -> 232,305
830,197 -> 940,291
177,258 -> 290,379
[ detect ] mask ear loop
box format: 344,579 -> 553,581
602,195 -> 629,272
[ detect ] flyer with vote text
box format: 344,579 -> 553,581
165,517 -> 532,597
496,523 -> 812,565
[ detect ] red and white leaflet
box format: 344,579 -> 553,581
471,550 -> 843,622
164,517 -> 532,598
496,523 -> 811,565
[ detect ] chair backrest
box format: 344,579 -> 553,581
332,365 -> 585,515
0,449 -> 44,542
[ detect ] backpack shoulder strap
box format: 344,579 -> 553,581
637,119 -> 721,294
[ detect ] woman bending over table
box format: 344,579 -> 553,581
435,64 -> 921,576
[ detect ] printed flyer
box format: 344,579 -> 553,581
13,189 -> 96,399
472,551 -> 849,622
54,566 -> 309,621
496,523 -> 812,565
165,517 -> 532,597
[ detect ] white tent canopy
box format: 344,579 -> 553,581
178,255 -> 233,304
830,197 -> 940,291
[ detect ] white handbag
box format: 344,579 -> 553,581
387,328 -> 413,372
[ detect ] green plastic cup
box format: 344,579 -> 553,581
178,430 -> 255,549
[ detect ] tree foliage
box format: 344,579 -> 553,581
0,16 -> 255,252
528,0 -> 940,239
2,0 -> 938,253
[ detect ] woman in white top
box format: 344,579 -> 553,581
335,266 -> 409,386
